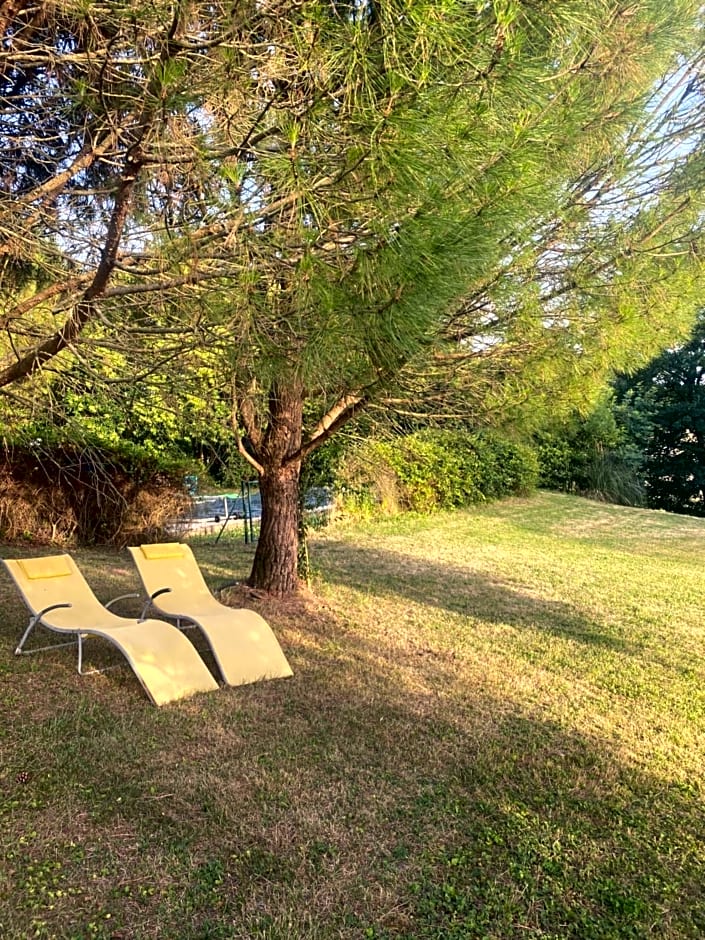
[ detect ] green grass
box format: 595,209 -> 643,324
0,492 -> 703,938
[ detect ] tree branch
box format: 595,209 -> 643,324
0,149 -> 143,388
231,400 -> 265,475
295,391 -> 369,463
0,275 -> 91,328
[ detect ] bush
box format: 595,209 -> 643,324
337,430 -> 538,515
0,439 -> 191,546
535,402 -> 645,506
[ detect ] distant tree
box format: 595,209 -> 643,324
614,313 -> 705,515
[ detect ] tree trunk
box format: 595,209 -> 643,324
249,460 -> 302,595
247,380 -> 304,595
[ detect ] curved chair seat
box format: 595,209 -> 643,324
128,542 -> 293,687
3,554 -> 218,706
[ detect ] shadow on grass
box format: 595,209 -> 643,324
314,540 -> 635,653
1,588 -> 703,940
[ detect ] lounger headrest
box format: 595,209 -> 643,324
139,543 -> 187,561
17,555 -> 73,580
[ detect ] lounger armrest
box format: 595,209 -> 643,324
150,587 -> 172,601
139,587 -> 172,622
104,592 -> 141,611
37,602 -> 73,619
16,602 -> 73,654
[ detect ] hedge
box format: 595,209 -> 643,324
337,430 -> 538,515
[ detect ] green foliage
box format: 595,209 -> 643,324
7,421 -> 193,481
300,435 -> 350,492
4,0 -> 705,593
541,311 -> 705,518
339,430 -> 537,515
614,311 -> 705,516
534,400 -> 645,506
0,344 -> 244,488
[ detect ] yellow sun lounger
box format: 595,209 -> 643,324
3,554 -> 219,706
128,542 -> 293,687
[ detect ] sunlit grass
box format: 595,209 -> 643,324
0,493 -> 703,938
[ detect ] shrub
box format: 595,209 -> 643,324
337,430 -> 538,515
535,402 -> 645,506
0,439 -> 191,546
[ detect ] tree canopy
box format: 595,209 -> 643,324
613,312 -> 705,516
2,1 -> 705,592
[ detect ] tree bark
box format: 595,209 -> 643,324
247,380 -> 304,595
249,460 -> 302,595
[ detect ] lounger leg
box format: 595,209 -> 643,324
15,614 -> 39,655
15,602 -> 74,657
74,634 -> 121,677
14,614 -> 78,656
75,634 -> 97,675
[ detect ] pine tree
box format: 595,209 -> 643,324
615,314 -> 705,515
2,2 -> 705,593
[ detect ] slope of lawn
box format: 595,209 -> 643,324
0,492 -> 703,939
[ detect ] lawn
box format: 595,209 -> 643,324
0,492 -> 703,939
